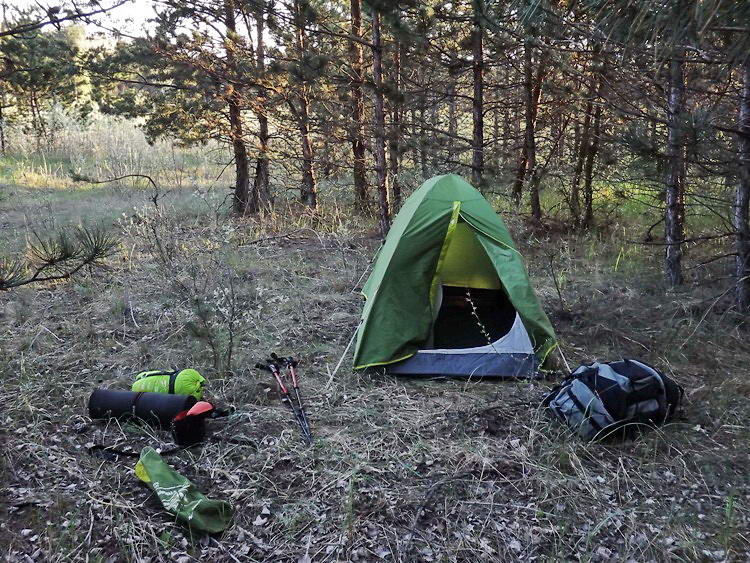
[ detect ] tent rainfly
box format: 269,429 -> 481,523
353,174 -> 557,378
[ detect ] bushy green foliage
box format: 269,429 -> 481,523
88,36 -> 226,147
0,17 -> 90,146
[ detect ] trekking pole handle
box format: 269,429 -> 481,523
256,361 -> 289,394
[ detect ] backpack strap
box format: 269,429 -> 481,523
137,369 -> 179,379
168,371 -> 179,394
131,391 -> 146,416
564,387 -> 604,433
136,370 -> 181,394
542,377 -> 572,408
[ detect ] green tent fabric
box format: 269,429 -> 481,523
353,174 -> 556,371
135,447 -> 232,534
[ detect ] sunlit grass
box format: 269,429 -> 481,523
0,111 -> 229,191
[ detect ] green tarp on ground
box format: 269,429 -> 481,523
353,174 -> 557,370
135,447 -> 232,534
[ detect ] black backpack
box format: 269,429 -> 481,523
543,359 -> 684,441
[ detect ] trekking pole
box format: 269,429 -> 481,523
255,359 -> 311,445
272,353 -> 312,441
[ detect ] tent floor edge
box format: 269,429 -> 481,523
387,351 -> 539,379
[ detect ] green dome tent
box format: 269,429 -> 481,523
353,174 -> 557,377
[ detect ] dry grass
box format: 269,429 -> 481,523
1,183 -> 749,562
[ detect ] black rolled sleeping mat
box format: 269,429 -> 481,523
88,389 -> 197,428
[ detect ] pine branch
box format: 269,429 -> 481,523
0,226 -> 117,291
0,1 -> 129,38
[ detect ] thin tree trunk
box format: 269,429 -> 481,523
371,7 -> 390,238
389,40 -> 402,210
229,100 -> 252,214
447,78 -> 457,163
514,38 -> 533,205
294,0 -> 317,209
429,94 -> 439,171
297,103 -> 317,208
735,60 -> 750,312
513,141 -> 527,203
556,109 -> 565,162
350,0 -> 368,209
419,92 -> 427,178
665,53 -> 686,286
322,137 -> 332,178
471,0 -> 484,186
0,93 -> 6,154
410,106 -> 418,169
582,97 -> 601,229
571,100 -> 592,227
254,0 -> 270,207
581,44 -> 603,229
502,107 -> 511,163
224,0 -> 253,214
31,91 -> 46,148
492,98 -> 499,173
569,116 -> 584,224
513,45 -> 545,207
522,37 -> 541,220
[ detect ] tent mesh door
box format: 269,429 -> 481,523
432,286 -> 517,349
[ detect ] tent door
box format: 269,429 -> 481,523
429,221 -> 517,350
432,286 -> 517,349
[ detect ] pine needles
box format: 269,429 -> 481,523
0,225 -> 117,291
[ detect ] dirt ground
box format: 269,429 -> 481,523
1,189 -> 749,562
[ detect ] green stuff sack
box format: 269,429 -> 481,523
132,369 -> 205,400
135,447 -> 233,534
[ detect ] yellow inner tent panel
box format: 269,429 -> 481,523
438,221 -> 501,290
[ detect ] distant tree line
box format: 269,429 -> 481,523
2,0 -> 750,313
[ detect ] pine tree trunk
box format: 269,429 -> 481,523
389,41 -> 402,211
322,137 -> 332,178
513,38 -> 533,206
502,108 -> 511,165
31,91 -> 46,149
581,44 -> 603,229
224,0 -> 253,215
582,97 -> 601,229
492,98 -> 500,173
471,0 -> 484,187
294,0 -> 317,209
514,40 -> 545,209
665,53 -> 686,286
556,110 -> 565,163
0,92 -> 6,154
570,110 -> 587,225
523,37 -> 541,220
371,7 -> 390,238
735,60 -> 750,312
254,0 -> 270,207
298,105 -> 317,208
229,100 -> 252,214
429,95 -> 439,171
410,107 -> 418,169
447,78 -> 457,164
350,0 -> 368,209
419,92 -> 427,178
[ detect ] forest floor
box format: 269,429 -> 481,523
1,180 -> 749,562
